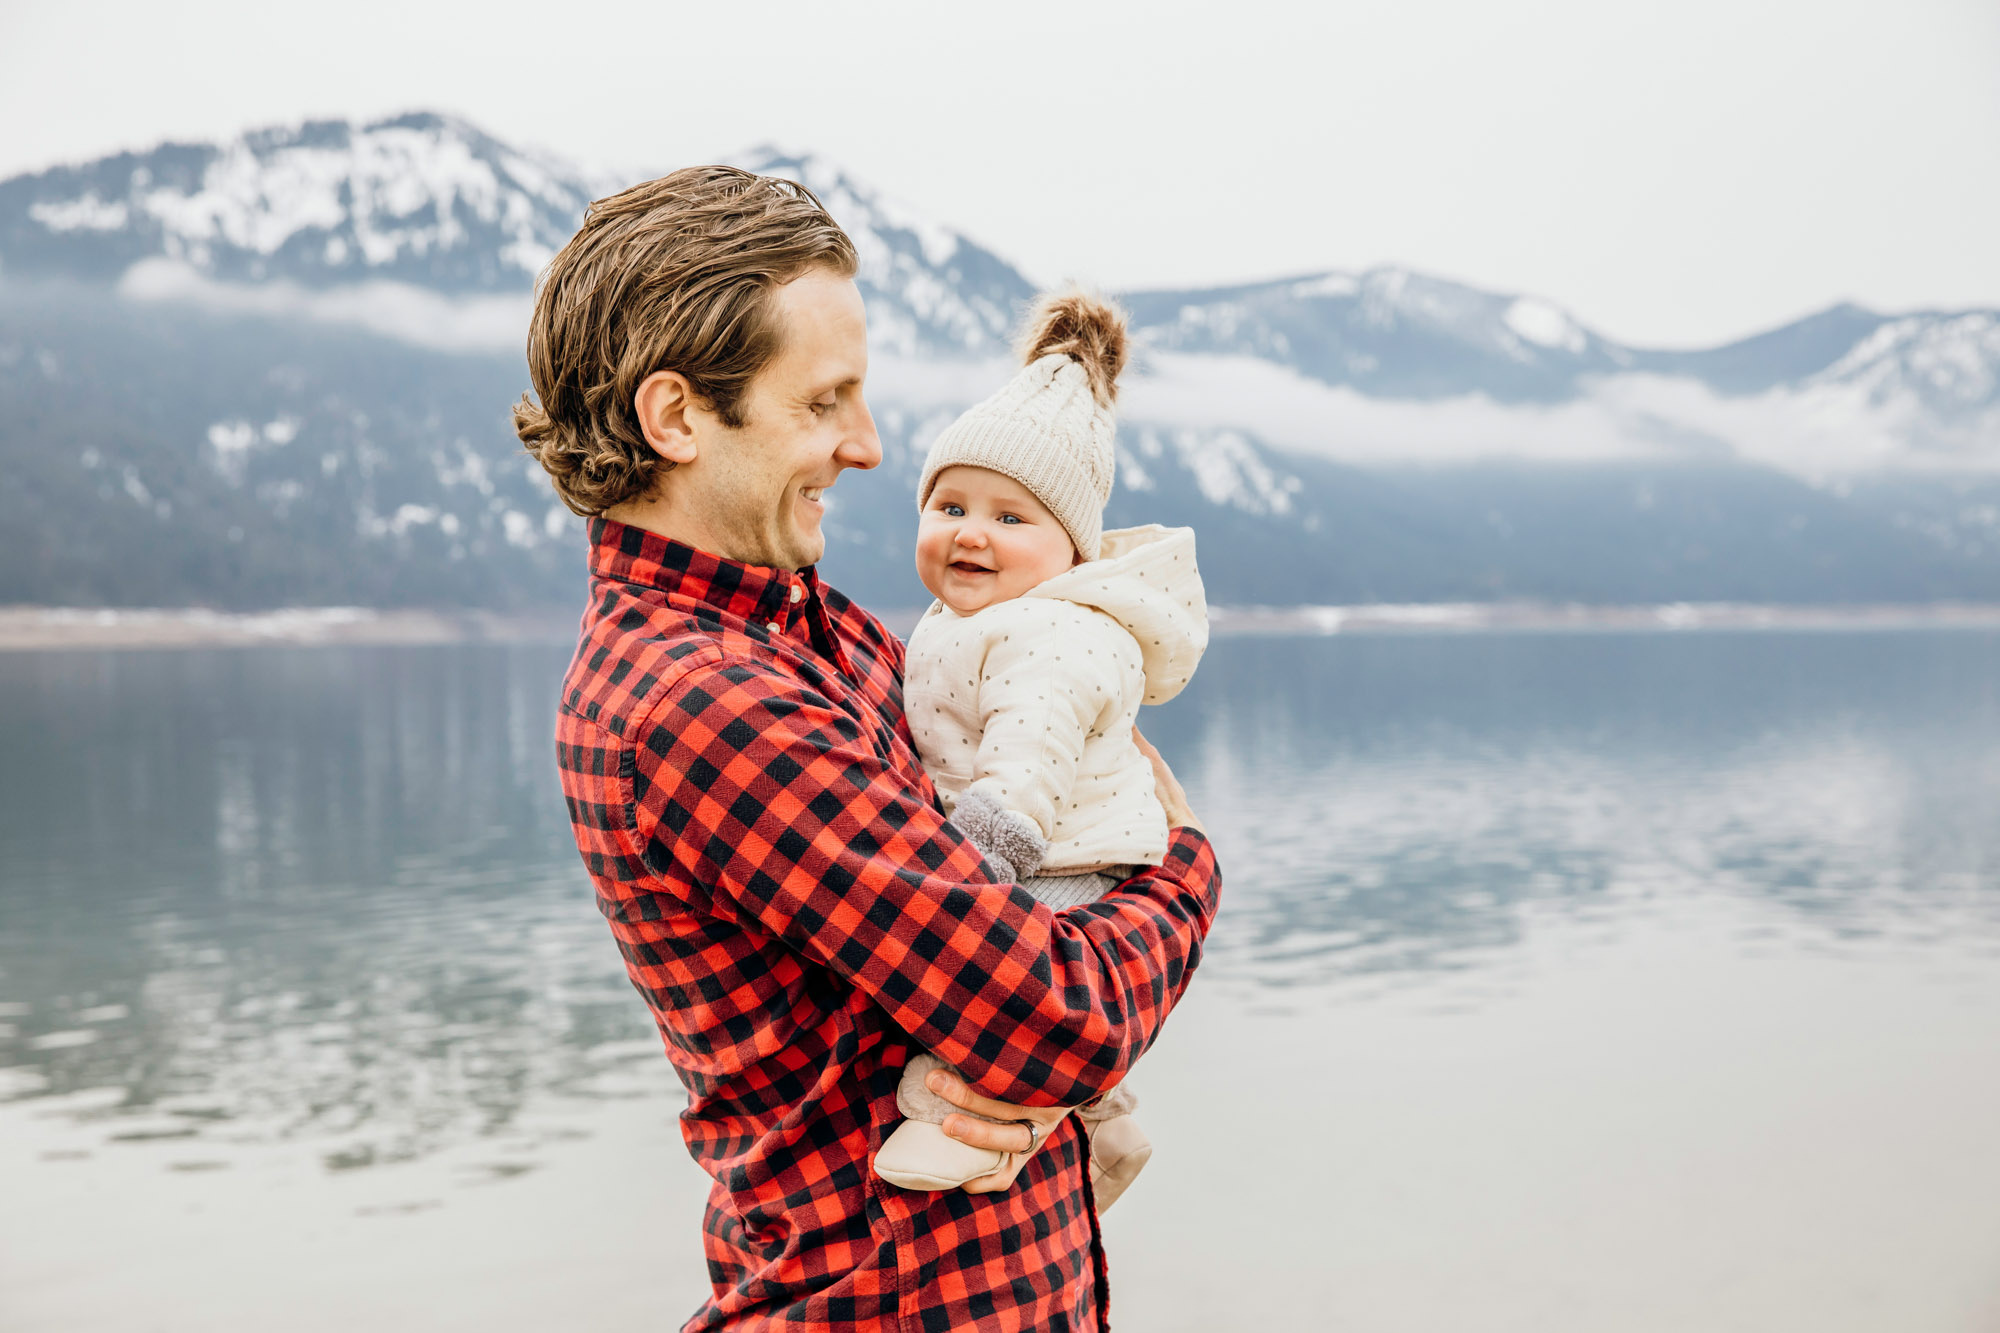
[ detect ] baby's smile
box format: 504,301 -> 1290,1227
916,465 -> 1078,615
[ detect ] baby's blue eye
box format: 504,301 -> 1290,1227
943,504 -> 964,517
1000,514 -> 1021,524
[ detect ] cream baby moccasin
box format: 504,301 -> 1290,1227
873,1052 -> 1005,1191
1085,1113 -> 1153,1211
874,1119 -> 1006,1191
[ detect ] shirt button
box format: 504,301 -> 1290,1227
768,621 -> 783,634
789,584 -> 803,603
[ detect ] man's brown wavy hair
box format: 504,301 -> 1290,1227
514,167 -> 858,516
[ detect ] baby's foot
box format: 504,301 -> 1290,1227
873,1118 -> 1004,1191
1086,1113 -> 1152,1211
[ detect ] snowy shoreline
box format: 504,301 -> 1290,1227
1207,600 -> 2000,636
7,601 -> 2000,651
0,605 -> 577,651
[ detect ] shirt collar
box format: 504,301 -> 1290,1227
588,517 -> 851,671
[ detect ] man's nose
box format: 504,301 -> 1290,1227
837,395 -> 882,472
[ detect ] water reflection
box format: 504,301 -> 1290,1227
1168,632 -> 2000,985
2,631 -> 1997,1170
0,646 -> 660,1169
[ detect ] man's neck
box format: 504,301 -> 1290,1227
603,497 -> 799,573
602,493 -> 687,544
603,496 -> 729,562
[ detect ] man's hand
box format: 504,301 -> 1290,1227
927,1067 -> 1074,1194
1133,726 -> 1205,836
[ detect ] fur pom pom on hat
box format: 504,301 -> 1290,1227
918,289 -> 1129,561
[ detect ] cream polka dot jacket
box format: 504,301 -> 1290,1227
904,524 -> 1208,878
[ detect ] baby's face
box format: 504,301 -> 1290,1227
917,466 -> 1078,615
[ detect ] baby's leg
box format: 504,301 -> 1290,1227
876,873 -> 1137,1193
1018,869 -> 1121,908
1019,868 -> 1152,1208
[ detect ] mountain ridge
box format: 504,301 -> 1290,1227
7,110 -> 1995,405
3,112 -> 1999,613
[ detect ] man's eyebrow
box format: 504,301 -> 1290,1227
803,372 -> 864,397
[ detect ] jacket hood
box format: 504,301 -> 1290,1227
1029,524 -> 1208,705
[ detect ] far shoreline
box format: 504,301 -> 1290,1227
7,601 -> 2000,652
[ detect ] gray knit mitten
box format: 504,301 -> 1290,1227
951,784 -> 1047,882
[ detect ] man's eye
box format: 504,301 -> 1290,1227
809,400 -> 834,416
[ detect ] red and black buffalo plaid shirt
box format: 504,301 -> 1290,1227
555,518 -> 1220,1332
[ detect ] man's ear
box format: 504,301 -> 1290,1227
634,370 -> 701,467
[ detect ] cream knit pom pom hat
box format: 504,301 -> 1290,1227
917,290 -> 1128,561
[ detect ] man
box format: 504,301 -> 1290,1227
516,166 -> 1221,1332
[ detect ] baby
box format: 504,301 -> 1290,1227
871,291 -> 1208,1210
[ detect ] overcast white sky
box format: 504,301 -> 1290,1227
2,0 -> 1995,347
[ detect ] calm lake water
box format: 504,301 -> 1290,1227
3,631 -> 1999,1331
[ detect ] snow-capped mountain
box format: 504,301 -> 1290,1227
0,115 -> 1034,359
2,111 -> 1999,613
738,149 -> 1032,357
1805,312 -> 2000,431
1124,268 -> 1632,402
0,112 -> 609,291
1123,268 -> 2000,464
6,110 -> 1995,448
